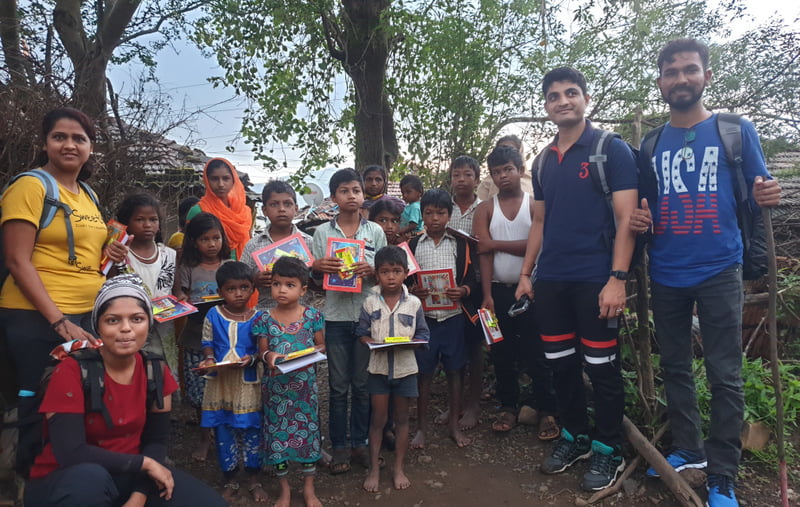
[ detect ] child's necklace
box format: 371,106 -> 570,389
130,242 -> 158,262
222,305 -> 252,320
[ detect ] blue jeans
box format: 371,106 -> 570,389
651,263 -> 744,478
325,321 -> 370,449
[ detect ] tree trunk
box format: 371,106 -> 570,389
53,0 -> 141,119
341,0 -> 396,172
0,0 -> 26,87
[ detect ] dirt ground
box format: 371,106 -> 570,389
169,363 -> 797,507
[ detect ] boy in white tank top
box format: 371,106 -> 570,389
472,146 -> 557,440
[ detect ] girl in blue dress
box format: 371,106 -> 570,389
256,256 -> 325,507
197,261 -> 266,502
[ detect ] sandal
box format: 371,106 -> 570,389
491,409 -> 517,433
538,415 -> 560,441
330,448 -> 351,475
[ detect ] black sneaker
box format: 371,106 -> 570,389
541,428 -> 591,474
582,440 -> 625,491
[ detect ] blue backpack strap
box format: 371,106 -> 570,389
5,169 -> 82,265
6,169 -> 61,230
78,180 -> 101,209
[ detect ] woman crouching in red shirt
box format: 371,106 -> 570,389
24,274 -> 227,507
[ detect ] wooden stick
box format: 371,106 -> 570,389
621,416 -> 704,507
763,207 -> 790,507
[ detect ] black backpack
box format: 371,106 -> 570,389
15,349 -> 166,477
533,128 -> 647,269
638,113 -> 767,280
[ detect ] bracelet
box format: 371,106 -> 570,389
520,273 -> 531,278
261,350 -> 271,363
50,316 -> 68,330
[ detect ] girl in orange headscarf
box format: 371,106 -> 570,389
187,158 -> 252,259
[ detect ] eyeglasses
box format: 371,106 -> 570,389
680,129 -> 696,160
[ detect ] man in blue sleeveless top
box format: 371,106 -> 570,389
630,39 -> 781,507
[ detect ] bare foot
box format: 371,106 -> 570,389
250,481 -> 268,503
450,428 -> 472,448
393,470 -> 411,490
458,405 -> 480,431
303,484 -> 323,507
274,491 -> 290,507
410,430 -> 426,449
363,468 -> 380,493
191,439 -> 210,462
222,482 -> 239,502
434,409 -> 449,425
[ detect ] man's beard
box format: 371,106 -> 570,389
662,84 -> 704,111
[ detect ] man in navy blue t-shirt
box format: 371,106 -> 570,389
516,67 -> 638,492
630,38 -> 781,507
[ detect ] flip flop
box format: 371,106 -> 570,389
491,410 -> 517,433
538,415 -> 560,441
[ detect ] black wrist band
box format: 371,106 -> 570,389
50,316 -> 68,330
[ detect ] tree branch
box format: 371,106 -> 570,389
53,0 -> 89,67
97,0 -> 141,57
321,10 -> 345,62
119,1 -> 208,44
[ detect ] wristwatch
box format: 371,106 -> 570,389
610,270 -> 628,281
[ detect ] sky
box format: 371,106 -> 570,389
106,0 -> 799,184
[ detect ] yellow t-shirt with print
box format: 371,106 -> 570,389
0,175 -> 106,313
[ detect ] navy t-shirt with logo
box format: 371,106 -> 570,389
533,120 -> 638,283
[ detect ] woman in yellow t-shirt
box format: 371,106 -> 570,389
0,108 -> 128,474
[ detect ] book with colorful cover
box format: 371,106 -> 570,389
99,220 -> 131,275
416,268 -> 457,311
191,360 -> 239,371
322,238 -> 365,293
275,346 -> 327,374
396,241 -> 421,276
151,295 -> 198,322
251,232 -> 314,271
478,308 -> 504,345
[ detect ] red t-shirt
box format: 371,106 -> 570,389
29,354 -> 178,479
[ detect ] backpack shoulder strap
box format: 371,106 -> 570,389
73,349 -> 114,428
6,169 -> 61,230
587,129 -> 622,228
716,113 -> 745,202
78,180 -> 101,209
408,235 -> 420,254
639,125 -> 665,170
141,350 -> 166,411
532,142 -> 555,191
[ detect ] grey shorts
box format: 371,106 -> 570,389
367,373 -> 418,398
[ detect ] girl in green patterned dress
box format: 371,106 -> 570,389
256,257 -> 325,507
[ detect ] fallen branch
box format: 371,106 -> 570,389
621,416 -> 704,507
